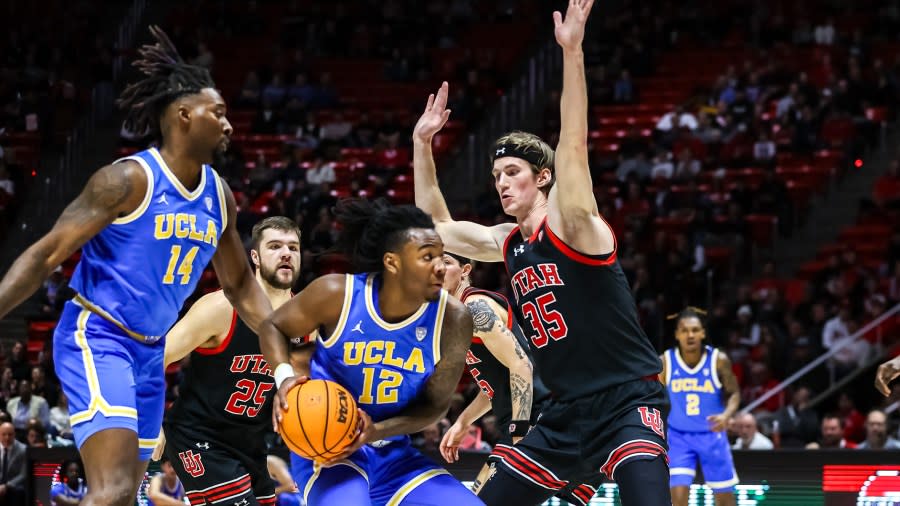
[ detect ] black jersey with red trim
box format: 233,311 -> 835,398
461,287 -> 551,426
503,217 -> 661,399
165,310 -> 275,444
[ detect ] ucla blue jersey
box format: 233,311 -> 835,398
69,147 -> 228,341
309,273 -> 448,426
664,345 -> 725,432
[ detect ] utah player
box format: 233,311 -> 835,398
157,217 -> 302,506
412,0 -> 670,503
437,254 -> 600,505
259,199 -> 483,506
437,253 -> 546,488
0,27 -> 272,505
660,308 -> 740,506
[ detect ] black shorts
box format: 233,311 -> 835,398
489,378 -> 668,499
164,422 -> 276,506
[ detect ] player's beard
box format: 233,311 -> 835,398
260,262 -> 297,290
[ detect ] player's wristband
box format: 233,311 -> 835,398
508,420 -> 530,437
273,363 -> 295,389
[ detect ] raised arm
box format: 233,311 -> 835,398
710,352 -> 741,432
164,290 -> 233,366
413,82 -> 515,263
465,295 -> 533,429
211,182 -> 272,333
547,0 -> 615,255
0,161 -> 147,319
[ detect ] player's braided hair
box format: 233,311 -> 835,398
117,25 -> 215,142
333,198 -> 436,273
666,306 -> 707,325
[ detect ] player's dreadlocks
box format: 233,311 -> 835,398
116,25 -> 215,143
666,306 -> 707,325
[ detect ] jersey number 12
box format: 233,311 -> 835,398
358,367 -> 403,404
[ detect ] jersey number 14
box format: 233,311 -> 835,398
163,245 -> 198,285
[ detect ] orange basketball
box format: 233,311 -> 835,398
279,379 -> 360,462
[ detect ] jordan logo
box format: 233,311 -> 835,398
351,321 -> 364,334
157,193 -> 168,205
495,147 -> 506,156
514,245 -> 525,255
178,450 -> 205,477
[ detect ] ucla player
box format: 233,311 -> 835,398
0,27 -> 272,506
660,308 -> 740,506
258,198 -> 483,506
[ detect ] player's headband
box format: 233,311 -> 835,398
491,144 -> 545,168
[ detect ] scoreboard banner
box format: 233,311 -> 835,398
29,447 -> 900,505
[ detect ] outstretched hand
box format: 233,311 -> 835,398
553,0 -> 595,51
413,81 -> 452,143
875,356 -> 900,396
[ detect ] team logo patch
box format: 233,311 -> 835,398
205,196 -> 213,211
416,326 -> 427,341
637,407 -> 665,438
178,450 -> 205,477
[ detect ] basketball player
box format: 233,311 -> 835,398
875,355 -> 900,396
155,217 -> 301,506
258,198 -> 484,506
412,0 -> 671,503
0,27 -> 272,506
437,254 -> 601,505
660,308 -> 740,506
146,458 -> 185,506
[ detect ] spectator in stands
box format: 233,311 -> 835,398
856,409 -> 900,449
837,391 -> 866,444
414,422 -> 442,452
7,342 -> 28,382
807,414 -> 856,449
262,73 -> 288,106
26,419 -> 47,448
752,130 -> 776,166
0,162 -> 13,199
49,391 -> 72,440
773,386 -> 819,447
480,415 -> 502,446
613,69 -> 635,103
37,266 -> 72,318
305,156 -> 336,186
0,369 -> 15,406
50,460 -> 86,505
6,379 -> 49,432
732,412 -> 774,450
236,71 -> 261,108
0,421 -> 26,506
30,366 -> 56,408
191,41 -> 214,70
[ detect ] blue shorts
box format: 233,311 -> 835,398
668,428 -> 738,493
53,300 -> 165,460
291,437 -> 484,506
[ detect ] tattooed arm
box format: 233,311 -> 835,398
466,294 -> 534,433
0,161 -> 147,318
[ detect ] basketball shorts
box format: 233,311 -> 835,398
291,436 -> 484,506
668,428 -> 738,493
488,378 -> 669,498
53,300 -> 165,460
164,423 -> 276,506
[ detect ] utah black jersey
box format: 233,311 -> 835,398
461,287 -> 551,427
503,217 -> 661,399
165,310 -> 275,448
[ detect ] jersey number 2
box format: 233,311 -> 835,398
225,379 -> 273,417
686,394 -> 700,415
163,245 -> 198,285
521,293 -> 568,348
